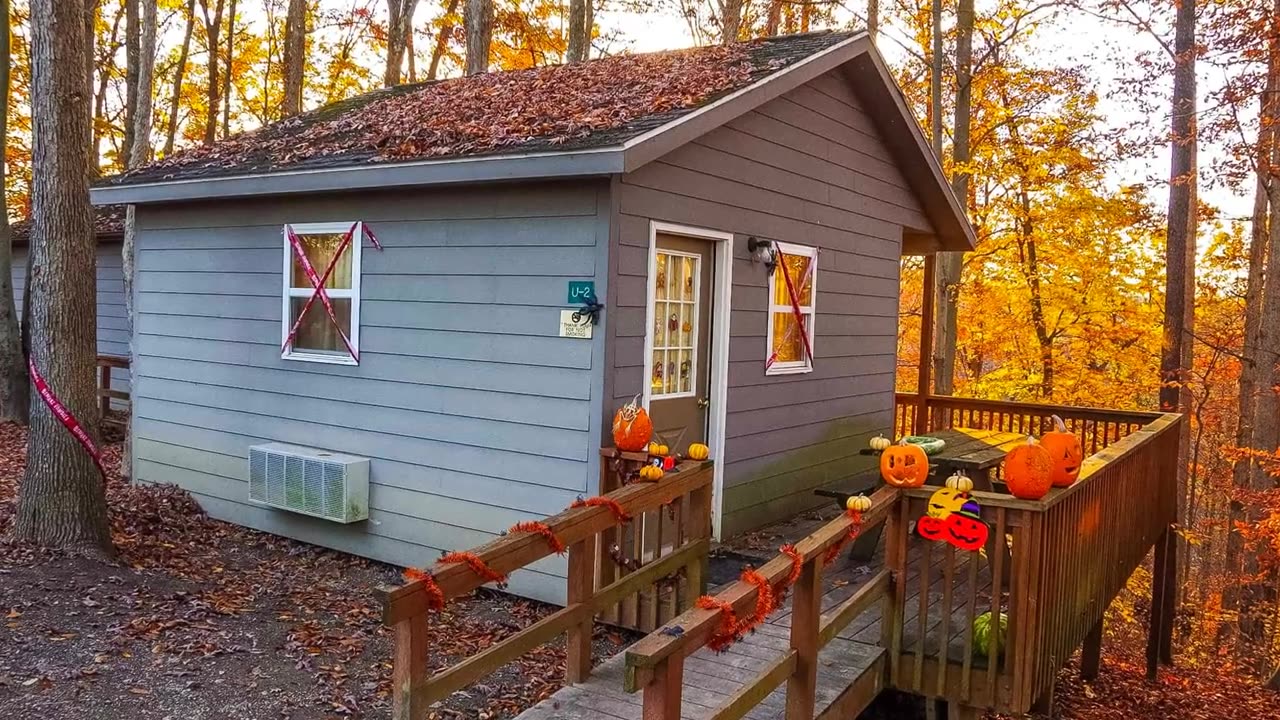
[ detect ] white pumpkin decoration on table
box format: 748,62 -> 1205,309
945,471 -> 974,494
869,434 -> 892,451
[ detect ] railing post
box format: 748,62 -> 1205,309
685,482 -> 712,600
566,538 -> 594,684
99,361 -> 111,419
643,655 -> 684,720
391,614 -> 428,720
785,556 -> 821,720
1080,617 -> 1103,681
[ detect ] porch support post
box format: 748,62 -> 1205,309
1080,616 -> 1104,681
1146,527 -> 1174,680
915,254 -> 937,435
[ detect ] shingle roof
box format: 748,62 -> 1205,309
103,31 -> 856,187
10,205 -> 126,245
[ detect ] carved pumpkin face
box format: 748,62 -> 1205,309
880,442 -> 929,488
926,487 -> 969,519
1041,417 -> 1083,487
612,395 -> 653,452
1003,437 -> 1054,500
945,511 -> 990,552
917,515 -> 948,542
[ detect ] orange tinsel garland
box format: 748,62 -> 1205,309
780,544 -> 803,587
570,496 -> 632,524
402,567 -> 446,611
439,551 -> 508,586
509,520 -> 566,554
822,509 -> 863,567
695,596 -> 740,652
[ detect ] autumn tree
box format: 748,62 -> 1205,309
464,0 -> 492,74
0,0 -> 28,423
385,0 -> 419,85
566,0 -> 588,62
13,0 -> 112,553
163,0 -> 197,155
282,0 -> 305,115
198,0 -> 226,144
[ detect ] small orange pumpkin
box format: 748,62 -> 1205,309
1040,415 -> 1083,487
612,395 -> 653,452
1003,437 -> 1054,500
880,439 -> 929,488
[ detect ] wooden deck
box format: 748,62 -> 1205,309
517,531 -> 991,720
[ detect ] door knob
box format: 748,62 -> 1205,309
697,397 -> 710,409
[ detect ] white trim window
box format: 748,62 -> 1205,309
281,221 -> 363,365
650,248 -> 703,399
765,242 -> 817,375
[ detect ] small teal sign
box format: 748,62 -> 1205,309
567,281 -> 596,304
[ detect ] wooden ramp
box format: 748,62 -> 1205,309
515,523 -> 991,720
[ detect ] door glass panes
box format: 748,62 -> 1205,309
651,251 -> 700,398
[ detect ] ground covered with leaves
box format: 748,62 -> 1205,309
0,424 -> 627,719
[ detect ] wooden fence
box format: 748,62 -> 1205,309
378,457 -> 714,720
97,354 -> 129,429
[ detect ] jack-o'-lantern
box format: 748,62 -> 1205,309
926,487 -> 969,519
917,515 -> 948,542
1003,436 -> 1054,500
880,440 -> 929,488
1041,415 -> 1084,487
612,395 -> 653,452
945,504 -> 989,552
869,434 -> 892,451
687,443 -> 710,461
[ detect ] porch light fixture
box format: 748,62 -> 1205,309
747,236 -> 778,273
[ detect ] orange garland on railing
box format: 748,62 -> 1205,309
696,541 -> 805,652
439,551 -> 509,586
401,567 -> 446,611
822,509 -> 863,567
780,544 -> 803,587
570,496 -> 632,524
695,596 -> 740,652
509,520 -> 566,555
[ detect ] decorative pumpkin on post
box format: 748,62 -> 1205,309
612,395 -> 653,452
880,439 -> 929,488
868,433 -> 892,451
945,471 -> 974,493
846,494 -> 873,513
1040,415 -> 1084,487
687,443 -> 710,461
1003,436 -> 1054,500
638,464 -> 664,481
647,442 -> 669,457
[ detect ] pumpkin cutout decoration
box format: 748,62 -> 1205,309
880,439 -> 929,488
846,494 -> 873,512
917,515 -> 948,541
945,471 -> 974,494
687,443 -> 710,461
868,434 -> 892,452
648,442 -> 669,457
612,395 -> 653,452
638,464 -> 664,481
1003,436 -> 1054,500
926,486 -> 969,519
945,502 -> 990,552
1041,415 -> 1083,487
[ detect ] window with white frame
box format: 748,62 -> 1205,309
765,242 -> 817,375
281,222 -> 363,364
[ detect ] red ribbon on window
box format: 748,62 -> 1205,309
766,250 -> 814,370
28,358 -> 107,479
281,222 -> 360,361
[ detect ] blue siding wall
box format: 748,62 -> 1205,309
130,181 -> 610,603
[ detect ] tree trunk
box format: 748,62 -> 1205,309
163,0 -> 196,156
90,4 -> 120,175
426,0 -> 459,80
13,0 -> 112,554
932,0 -> 973,397
867,0 -> 878,38
84,0 -> 97,161
282,0 -> 305,116
765,0 -> 782,35
720,0 -> 743,44
221,0 -> 236,136
199,0 -> 225,145
124,0 -> 139,162
0,0 -> 29,424
385,0 -> 419,86
567,0 -> 587,63
464,0 -> 492,76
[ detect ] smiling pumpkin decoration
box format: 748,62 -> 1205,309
918,499 -> 989,552
1040,415 -> 1084,487
880,439 -> 929,488
926,486 -> 969,519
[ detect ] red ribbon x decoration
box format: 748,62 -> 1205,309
766,250 -> 815,370
281,222 -> 377,362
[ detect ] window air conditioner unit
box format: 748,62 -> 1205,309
248,443 -> 369,523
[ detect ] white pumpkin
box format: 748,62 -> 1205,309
869,434 -> 892,451
945,471 -> 974,493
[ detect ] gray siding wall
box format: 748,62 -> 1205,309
612,71 -> 926,537
132,181 -> 610,604
14,242 -> 132,399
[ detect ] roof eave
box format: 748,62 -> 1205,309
89,147 -> 628,205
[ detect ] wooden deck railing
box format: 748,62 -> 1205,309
895,393 -> 1161,456
888,411 -> 1182,715
623,485 -> 899,720
97,354 -> 130,428
378,456 -> 714,720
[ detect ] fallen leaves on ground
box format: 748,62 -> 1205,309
0,422 -> 630,719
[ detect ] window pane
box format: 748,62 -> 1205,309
681,256 -> 696,301
290,297 -> 352,354
771,311 -> 809,364
291,232 -> 353,290
655,254 -> 668,301
772,253 -> 813,307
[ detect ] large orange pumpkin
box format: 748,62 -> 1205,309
1003,437 -> 1054,500
1040,415 -> 1083,487
612,395 -> 653,452
880,440 -> 929,488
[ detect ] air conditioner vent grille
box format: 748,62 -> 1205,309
248,443 -> 369,523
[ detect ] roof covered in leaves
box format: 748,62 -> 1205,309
105,32 -> 854,187
10,205 -> 126,245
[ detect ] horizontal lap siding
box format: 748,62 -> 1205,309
13,242 -> 132,403
132,181 -> 609,604
615,71 -> 919,537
